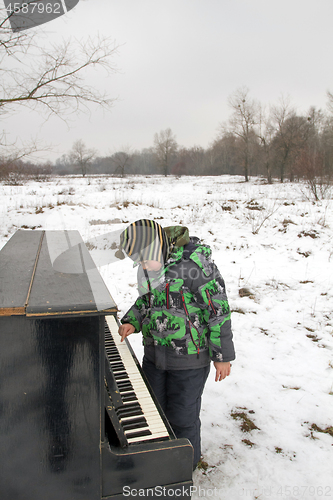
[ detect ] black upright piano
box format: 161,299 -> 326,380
0,230 -> 193,500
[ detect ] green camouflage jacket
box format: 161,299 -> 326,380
121,229 -> 235,370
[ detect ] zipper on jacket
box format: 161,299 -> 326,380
205,289 -> 217,314
143,266 -> 152,308
180,290 -> 200,358
147,280 -> 152,308
165,282 -> 170,309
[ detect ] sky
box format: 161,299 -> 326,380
2,0 -> 333,162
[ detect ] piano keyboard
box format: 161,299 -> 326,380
105,315 -> 170,445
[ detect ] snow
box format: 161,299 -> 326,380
1,175 -> 332,500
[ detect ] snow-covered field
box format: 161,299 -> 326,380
1,175 -> 332,500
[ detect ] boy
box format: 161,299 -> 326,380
118,219 -> 235,470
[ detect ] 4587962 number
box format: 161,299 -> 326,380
277,486 -> 332,497
6,2 -> 62,14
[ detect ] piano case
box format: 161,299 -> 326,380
0,230 -> 193,500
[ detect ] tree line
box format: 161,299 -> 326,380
51,87 -> 333,197
2,86 -> 333,200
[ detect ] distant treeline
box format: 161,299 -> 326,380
1,88 -> 333,190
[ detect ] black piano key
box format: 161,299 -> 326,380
108,356 -> 122,362
116,380 -> 133,389
109,363 -> 124,369
110,362 -> 125,372
114,372 -> 130,381
121,392 -> 137,402
125,429 -> 152,440
105,348 -> 119,355
118,408 -> 143,419
117,402 -> 142,413
118,401 -> 141,409
122,417 -> 148,431
110,360 -> 124,368
117,382 -> 134,392
117,404 -> 143,419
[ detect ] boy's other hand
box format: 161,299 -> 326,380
213,361 -> 231,382
119,323 -> 136,342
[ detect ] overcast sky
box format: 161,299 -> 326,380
3,0 -> 333,162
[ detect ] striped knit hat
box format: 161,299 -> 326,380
120,219 -> 170,265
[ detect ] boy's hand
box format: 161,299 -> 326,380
213,361 -> 231,382
119,323 -> 136,342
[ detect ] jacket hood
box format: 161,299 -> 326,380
164,226 -> 190,250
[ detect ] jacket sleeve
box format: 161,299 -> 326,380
120,294 -> 150,333
187,258 -> 235,363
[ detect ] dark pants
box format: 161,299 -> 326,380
142,356 -> 210,468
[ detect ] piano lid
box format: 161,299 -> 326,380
0,230 -> 117,317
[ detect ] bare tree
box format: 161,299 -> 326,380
132,147 -> 155,175
210,132 -> 241,175
111,146 -> 133,177
294,107 -> 332,200
321,115 -> 333,180
257,104 -> 276,184
227,87 -> 259,181
270,96 -> 309,182
153,128 -> 178,176
69,140 -> 97,177
187,146 -> 207,175
0,7 -> 118,160
294,149 -> 329,201
171,146 -> 206,176
327,90 -> 333,115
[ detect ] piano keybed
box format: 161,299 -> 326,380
105,315 -> 170,445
